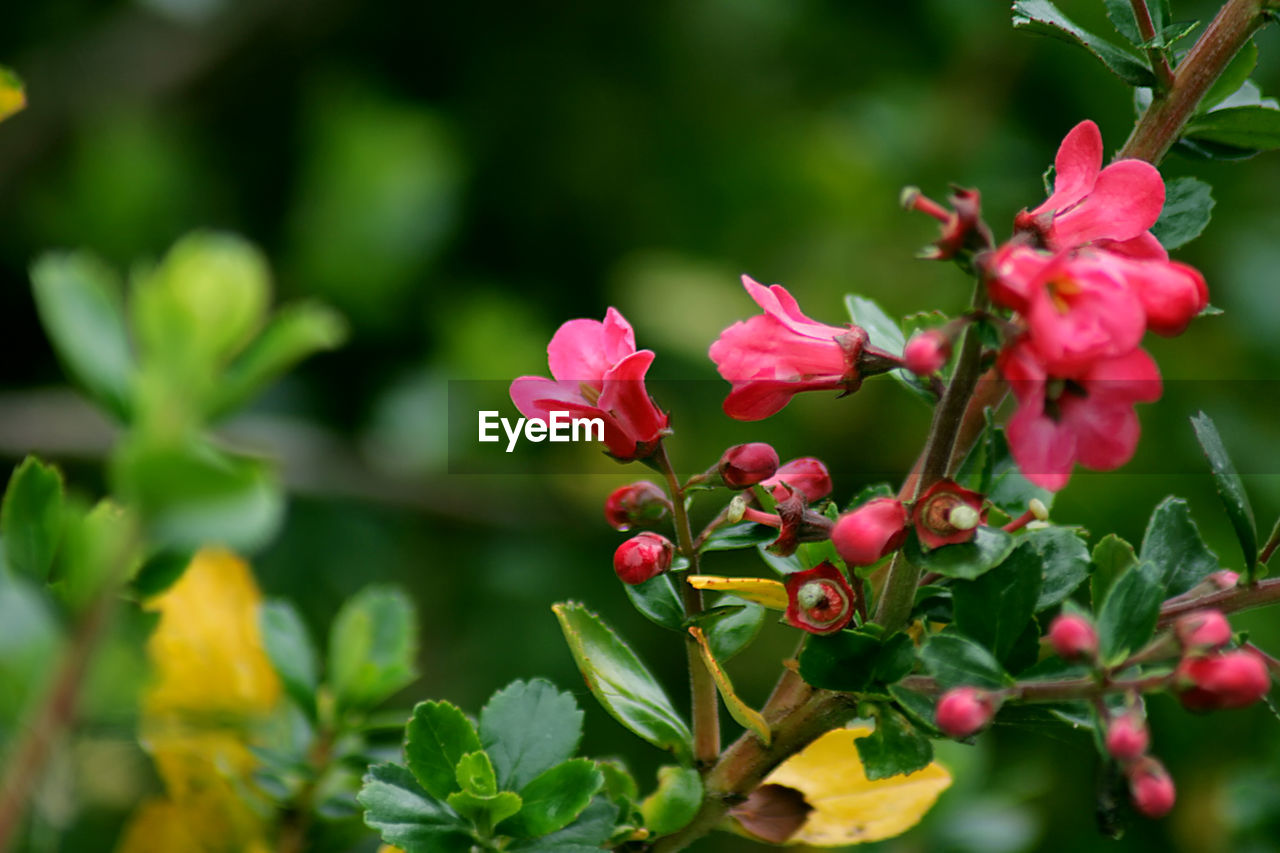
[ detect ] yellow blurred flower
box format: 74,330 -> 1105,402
117,548 -> 283,853
735,726 -> 951,846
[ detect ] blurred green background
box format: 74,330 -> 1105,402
2,0 -> 1280,850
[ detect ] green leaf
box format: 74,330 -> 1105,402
904,527 -> 1017,581
598,760 -> 638,808
920,633 -> 1011,690
1105,0 -> 1171,45
1185,105 -> 1280,151
1012,0 -> 1156,87
703,594 -> 765,661
1024,526 -> 1092,611
446,789 -> 522,829
1097,562 -> 1162,665
952,542 -> 1041,662
798,629 -> 882,691
502,759 -> 603,838
406,700 -> 483,801
0,66 -> 26,123
329,584 -> 418,710
260,599 -> 319,716
480,678 -> 583,791
211,301 -> 347,418
845,295 -> 934,404
52,499 -> 136,611
2,457 -> 66,582
846,483 -> 895,512
1201,40 -> 1259,112
1151,177 -> 1215,251
1091,534 -> 1138,609
855,706 -> 933,781
358,763 -> 472,853
130,548 -> 193,598
30,253 -> 135,421
1140,496 -> 1220,595
455,751 -> 498,796
640,766 -> 702,836
623,572 -> 685,632
1191,411 -> 1257,570
552,603 -> 692,761
699,521 -> 776,552
509,798 -> 620,851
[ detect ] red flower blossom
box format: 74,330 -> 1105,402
760,457 -> 832,504
912,479 -> 986,549
784,562 -> 855,635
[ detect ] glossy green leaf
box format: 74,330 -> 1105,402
1097,562 -> 1162,665
552,602 -> 692,761
1151,177 -> 1215,251
358,763 -> 472,853
446,789 -> 522,829
503,759 -> 603,838
130,549 -> 193,598
1104,0 -> 1170,46
1185,105 -> 1280,151
952,542 -> 1041,662
640,765 -> 702,836
1012,0 -> 1156,87
1140,496 -> 1220,595
845,294 -> 935,404
1090,534 -> 1138,609
798,629 -> 882,691
919,633 -> 1012,690
455,751 -> 498,796
1191,411 -> 1257,570
699,521 -> 776,552
30,253 -> 135,421
509,798 -> 620,852
211,301 -> 347,418
703,594 -> 765,661
1023,526 -> 1091,611
904,527 -> 1017,581
1201,40 -> 1258,112
52,499 -> 136,611
480,678 -> 583,791
2,457 -> 66,582
329,584 -> 418,710
855,706 -> 933,781
598,759 -> 638,808
260,599 -> 319,715
846,483 -> 895,512
623,572 -> 684,632
406,700 -> 483,801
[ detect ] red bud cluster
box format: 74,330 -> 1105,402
612,532 -> 675,585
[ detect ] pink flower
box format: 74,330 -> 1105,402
1000,339 -> 1162,491
1105,713 -> 1150,763
1015,120 -> 1165,256
987,247 -> 1146,374
1174,610 -> 1232,651
1127,758 -> 1176,818
1092,251 -> 1209,337
831,498 -> 908,566
784,562 -> 855,635
1174,649 -> 1271,711
761,457 -> 833,504
510,308 -> 669,460
718,442 -> 780,489
709,276 -> 885,420
1047,613 -> 1098,662
911,479 -> 986,549
935,687 -> 999,738
903,329 -> 951,376
613,532 -> 675,585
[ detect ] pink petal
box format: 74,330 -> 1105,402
1008,404 -> 1076,491
601,307 -> 637,363
996,339 -> 1048,404
599,350 -> 668,447
1081,348 -> 1163,405
722,376 -> 844,421
1096,231 -> 1168,261
1123,259 -> 1208,336
709,315 -> 846,381
741,276 -> 845,340
1029,120 -> 1103,218
1059,397 -> 1141,471
1052,159 -> 1165,247
509,376 -> 590,422
546,319 -> 611,384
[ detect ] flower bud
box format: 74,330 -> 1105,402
911,479 -> 986,549
784,562 -> 855,635
1105,712 -> 1149,763
831,498 -> 908,566
1047,613 -> 1098,662
903,330 -> 951,376
1127,757 -> 1176,818
1209,570 -> 1240,590
1174,609 -> 1232,652
719,443 -> 780,489
603,481 -> 670,531
613,532 -> 675,585
935,687 -> 998,738
1174,649 -> 1271,711
761,457 -> 832,504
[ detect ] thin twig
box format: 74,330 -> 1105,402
1129,0 -> 1177,90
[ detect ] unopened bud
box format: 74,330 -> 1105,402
1174,609 -> 1232,651
1175,649 -> 1271,711
831,498 -> 908,566
1047,613 -> 1098,662
718,442 -> 780,489
613,532 -> 675,585
761,457 -> 832,504
1127,757 -> 1176,818
903,330 -> 951,376
1105,713 -> 1149,763
935,687 -> 999,738
604,481 -> 670,531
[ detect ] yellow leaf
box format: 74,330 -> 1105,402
755,726 -> 950,846
686,575 -> 788,610
0,66 -> 24,123
378,847 -> 407,853
689,626 -> 770,745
